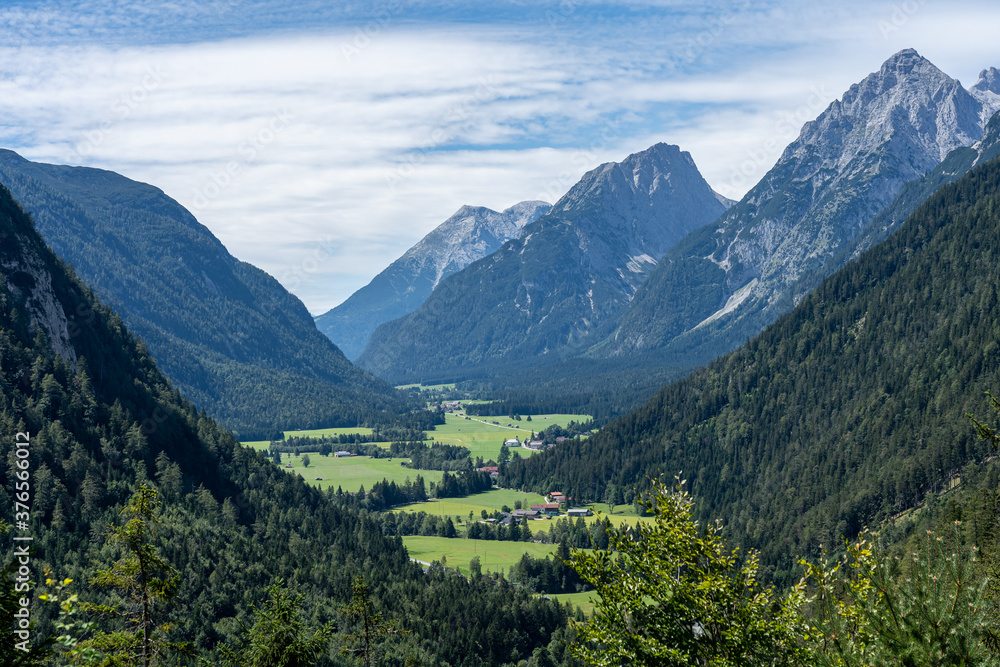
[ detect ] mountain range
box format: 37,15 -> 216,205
5,44 -> 1000,664
358,49 -> 1000,394
315,200 -> 550,360
505,149 -> 1000,584
594,49 -> 1000,365
0,151 -> 406,437
358,142 -> 732,380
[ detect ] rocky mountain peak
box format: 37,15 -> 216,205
879,47 -> 930,74
316,199 -> 550,359
403,200 -> 551,284
357,140 -> 729,380
815,48 -> 982,166
554,143 -> 697,213
970,66 -> 1000,122
973,67 -> 1000,93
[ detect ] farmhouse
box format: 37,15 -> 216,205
476,465 -> 500,479
334,450 -> 352,457
511,509 -> 540,520
567,508 -> 592,518
504,438 -> 520,447
531,503 -> 560,516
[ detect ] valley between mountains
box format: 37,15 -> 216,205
6,47 -> 1000,665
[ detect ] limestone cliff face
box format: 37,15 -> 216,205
970,66 -> 1000,124
0,188 -> 77,364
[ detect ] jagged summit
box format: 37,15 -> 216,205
401,201 -> 551,291
820,48 -> 982,164
316,200 -> 550,359
548,143 -> 730,258
975,67 -> 1000,88
971,66 -> 1000,122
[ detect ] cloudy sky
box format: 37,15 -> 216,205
1,1 -> 998,314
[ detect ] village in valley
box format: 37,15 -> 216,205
240,391 -> 639,613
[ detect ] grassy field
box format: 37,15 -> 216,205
392,489 -> 547,519
242,440 -> 271,450
428,410 -> 590,461
576,503 -> 657,529
396,382 -> 456,391
284,425 -> 375,439
242,426 -> 376,450
402,535 -> 564,573
275,453 -> 443,493
546,590 -> 599,617
427,413 -> 532,460
238,407 -> 591,495
242,409 -> 590,464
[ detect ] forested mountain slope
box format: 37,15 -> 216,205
316,200 -> 550,360
359,143 -> 731,382
0,182 -> 572,665
0,150 -> 406,437
504,155 -> 1000,585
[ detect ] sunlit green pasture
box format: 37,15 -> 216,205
428,410 -> 590,461
241,426 -> 375,450
272,452 -> 443,493
391,488 -> 547,519
545,590 -> 599,617
283,425 -> 375,439
395,382 -> 457,391
576,503 -> 657,529
402,535 -> 567,573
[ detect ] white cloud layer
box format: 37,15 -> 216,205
0,1 -> 998,313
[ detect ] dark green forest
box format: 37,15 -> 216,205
504,154 -> 1000,586
0,182 -> 576,666
0,151 -> 416,439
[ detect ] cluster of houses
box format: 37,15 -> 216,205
486,491 -> 593,526
506,436 -> 572,451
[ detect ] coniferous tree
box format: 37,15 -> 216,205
220,580 -> 334,667
568,479 -> 811,666
339,577 -> 406,667
85,486 -> 190,667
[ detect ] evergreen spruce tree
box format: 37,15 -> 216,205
220,580 -> 334,667
84,485 -> 190,667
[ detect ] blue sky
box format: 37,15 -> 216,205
1,1 -> 999,313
